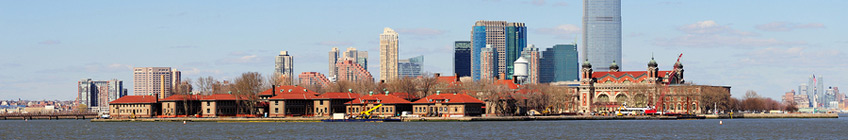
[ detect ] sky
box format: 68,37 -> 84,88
1,0 -> 845,100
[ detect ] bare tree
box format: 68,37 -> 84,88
231,72 -> 265,115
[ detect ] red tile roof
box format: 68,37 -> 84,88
268,93 -> 317,100
315,92 -> 361,99
413,93 -> 485,104
257,85 -> 316,96
201,94 -> 250,101
494,79 -> 519,89
345,94 -> 412,105
109,95 -> 157,104
160,95 -> 203,101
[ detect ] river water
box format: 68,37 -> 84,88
3,114 -> 847,139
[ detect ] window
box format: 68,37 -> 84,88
207,101 -> 210,106
275,108 -> 279,113
320,100 -> 324,105
207,108 -> 210,113
275,101 -> 278,105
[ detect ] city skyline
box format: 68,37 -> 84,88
1,0 -> 846,100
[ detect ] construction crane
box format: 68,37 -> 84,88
657,53 -> 683,114
358,104 -> 383,119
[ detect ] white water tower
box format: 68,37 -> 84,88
514,56 -> 529,83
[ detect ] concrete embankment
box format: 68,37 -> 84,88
702,113 -> 838,119
92,114 -> 837,122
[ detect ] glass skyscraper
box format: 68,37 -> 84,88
471,20 -> 526,81
398,55 -> 424,78
539,44 -> 579,83
454,41 -> 472,77
582,0 -> 621,71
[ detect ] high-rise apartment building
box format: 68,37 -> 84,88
341,47 -> 368,70
133,67 -> 180,99
328,47 -> 340,81
336,60 -> 373,82
471,20 -> 526,80
480,45 -> 495,80
78,78 -> 127,113
380,27 -> 399,82
299,72 -> 331,88
583,0 -> 622,71
539,44 -> 579,83
454,41 -> 472,77
275,51 -> 294,84
521,44 -> 541,84
399,55 -> 424,78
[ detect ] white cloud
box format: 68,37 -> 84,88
755,22 -> 826,32
536,24 -> 581,39
655,20 -> 806,47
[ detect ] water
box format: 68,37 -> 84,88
3,114 -> 847,139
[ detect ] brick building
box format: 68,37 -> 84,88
345,94 -> 412,117
108,95 -> 158,118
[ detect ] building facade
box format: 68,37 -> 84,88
399,55 -> 424,78
328,47 -> 340,81
336,60 -> 374,82
520,44 -> 540,84
411,93 -> 485,117
582,0 -> 622,72
298,72 -> 331,88
133,67 -> 180,99
539,44 -> 579,83
108,95 -> 158,118
480,45 -> 495,81
275,51 -> 294,84
342,47 -> 368,70
78,78 -> 127,113
454,41 -> 472,77
380,27 -> 399,82
471,20 -> 526,81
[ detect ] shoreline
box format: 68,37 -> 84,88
87,113 -> 838,122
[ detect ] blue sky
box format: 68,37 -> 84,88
1,0 -> 845,100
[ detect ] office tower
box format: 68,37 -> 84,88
275,51 -> 294,84
133,67 -> 179,99
336,60 -> 373,82
357,51 -> 368,70
480,45 -> 495,80
399,55 -> 424,78
329,47 -> 340,81
380,27 -> 399,82
521,44 -> 541,84
454,41 -> 472,77
582,0 -> 622,71
471,20 -> 526,80
78,78 -> 127,113
539,44 -> 579,83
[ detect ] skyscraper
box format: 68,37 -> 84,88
380,27 -> 399,82
471,20 -> 526,80
328,47 -> 340,81
539,44 -> 579,83
133,67 -> 179,99
336,60 -> 374,82
341,47 -> 368,70
480,45 -> 495,80
454,41 -> 472,77
275,51 -> 294,84
521,44 -> 541,84
583,0 -> 622,71
78,78 -> 127,113
399,55 -> 424,78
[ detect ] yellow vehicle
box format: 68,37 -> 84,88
357,104 -> 383,119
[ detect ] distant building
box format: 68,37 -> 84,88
275,51 -> 295,84
520,44 -> 541,84
471,20 -> 526,80
133,67 -> 180,99
78,78 -> 127,113
480,45 -> 495,80
380,27 -> 399,82
108,95 -> 157,118
454,41 -> 472,77
299,72 -> 331,88
539,44 -> 579,83
336,60 -> 373,82
583,0 -> 622,72
399,55 -> 424,78
342,47 -> 368,70
328,47 -> 340,81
